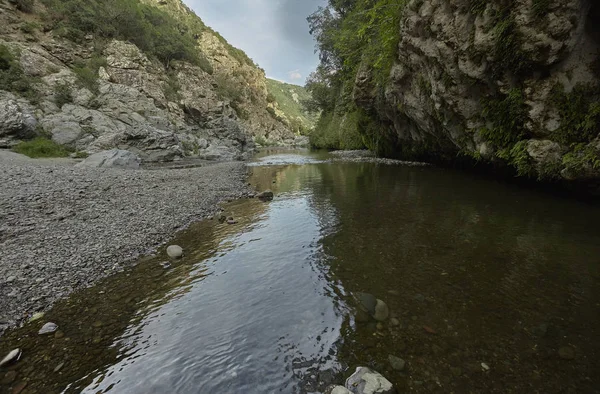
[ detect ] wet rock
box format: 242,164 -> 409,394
423,325 -> 437,334
373,299 -> 389,322
390,318 -> 400,326
0,349 -> 21,367
39,322 -> 59,335
558,346 -> 576,360
388,355 -> 406,371
54,330 -> 65,339
54,362 -> 65,372
256,190 -> 274,201
345,367 -> 396,394
356,293 -> 377,316
29,312 -> 44,322
355,309 -> 371,323
481,362 -> 490,371
376,323 -> 384,331
11,381 -> 27,394
75,149 -> 141,169
166,245 -> 183,259
413,294 -> 426,303
450,367 -> 462,377
325,386 -> 353,394
1,370 -> 17,385
159,261 -> 171,269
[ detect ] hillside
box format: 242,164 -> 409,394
0,0 -> 300,161
306,0 -> 600,185
265,78 -> 318,134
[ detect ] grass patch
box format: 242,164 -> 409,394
12,137 -> 70,158
0,44 -> 38,102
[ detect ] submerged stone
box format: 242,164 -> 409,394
558,346 -> 576,360
38,322 -> 59,335
373,299 -> 389,322
388,355 -> 406,371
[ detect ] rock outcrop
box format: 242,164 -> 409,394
0,0 -> 296,161
353,0 -> 600,184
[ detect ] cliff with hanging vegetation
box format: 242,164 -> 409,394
306,0 -> 600,186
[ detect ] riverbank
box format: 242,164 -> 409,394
0,152 -> 251,335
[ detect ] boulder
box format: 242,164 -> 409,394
345,367 -> 396,394
325,386 -> 353,394
75,149 -> 141,169
0,92 -> 37,139
355,293 -> 388,321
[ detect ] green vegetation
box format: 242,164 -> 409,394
20,21 -> 39,34
11,0 -> 35,13
12,137 -> 70,158
310,109 -> 365,150
72,54 -> 107,92
532,0 -> 551,18
39,0 -> 212,73
562,143 -> 600,177
305,0 -> 405,149
0,44 -> 37,101
266,78 -> 318,132
54,82 -> 73,107
549,83 -> 600,145
480,88 -> 529,149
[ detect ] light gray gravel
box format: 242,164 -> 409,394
0,153 -> 250,335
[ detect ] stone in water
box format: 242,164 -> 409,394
39,322 -> 58,335
167,245 -> 183,259
0,349 -> 21,367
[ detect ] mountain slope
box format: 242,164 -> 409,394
265,78 -> 318,134
0,0 -> 296,161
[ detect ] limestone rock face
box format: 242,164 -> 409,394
355,0 -> 600,182
0,92 -> 37,141
0,0 -> 297,161
75,149 -> 141,169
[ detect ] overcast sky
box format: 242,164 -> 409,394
185,0 -> 326,85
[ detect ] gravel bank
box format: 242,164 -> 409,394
0,153 -> 250,335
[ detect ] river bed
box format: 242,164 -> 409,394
1,150 -> 599,393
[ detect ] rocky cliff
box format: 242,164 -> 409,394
310,0 -> 600,185
0,0 -> 297,161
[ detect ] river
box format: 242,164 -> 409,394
1,150 -> 599,393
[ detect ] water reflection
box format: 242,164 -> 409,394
1,151 -> 599,393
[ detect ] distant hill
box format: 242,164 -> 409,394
266,79 -> 318,133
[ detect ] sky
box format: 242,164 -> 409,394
185,0 -> 326,85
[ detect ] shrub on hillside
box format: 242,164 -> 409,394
11,0 -> 35,13
39,0 -> 212,73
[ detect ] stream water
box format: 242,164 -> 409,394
1,150 -> 599,393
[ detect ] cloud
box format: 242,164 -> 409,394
288,70 -> 302,81
184,0 -> 326,84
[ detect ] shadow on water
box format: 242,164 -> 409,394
1,150 -> 600,393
